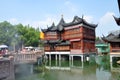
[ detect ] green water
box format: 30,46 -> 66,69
15,55 -> 120,80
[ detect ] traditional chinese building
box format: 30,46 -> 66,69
102,30 -> 120,63
41,16 -> 97,62
109,0 -> 120,62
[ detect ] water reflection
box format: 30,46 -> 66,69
96,56 -> 111,80
45,60 -> 83,70
15,55 -> 120,80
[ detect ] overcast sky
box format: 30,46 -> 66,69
0,0 -> 119,36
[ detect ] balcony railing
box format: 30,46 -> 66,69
70,49 -> 82,54
111,48 -> 120,52
64,33 -> 82,40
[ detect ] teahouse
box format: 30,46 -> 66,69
41,16 -> 97,62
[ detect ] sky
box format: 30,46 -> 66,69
0,0 -> 119,36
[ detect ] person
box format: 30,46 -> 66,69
5,48 -> 8,54
21,48 -> 26,54
0,54 -> 3,59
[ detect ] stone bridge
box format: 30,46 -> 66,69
0,51 -> 44,80
0,58 -> 14,80
3,51 -> 43,64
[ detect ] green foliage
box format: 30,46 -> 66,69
16,24 -> 40,47
0,21 -> 40,50
96,36 -> 100,41
0,21 -> 15,46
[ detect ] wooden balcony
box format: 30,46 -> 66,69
44,46 -> 70,52
111,47 -> 120,52
44,36 -> 58,40
64,33 -> 82,40
83,33 -> 95,39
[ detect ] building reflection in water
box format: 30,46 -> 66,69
110,57 -> 120,80
45,55 -> 120,80
96,56 -> 111,80
15,55 -> 120,80
45,59 -> 96,80
45,58 -> 84,70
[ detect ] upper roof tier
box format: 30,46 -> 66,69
63,16 -> 97,28
102,32 -> 120,42
41,16 -> 97,33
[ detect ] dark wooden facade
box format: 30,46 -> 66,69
42,16 -> 97,54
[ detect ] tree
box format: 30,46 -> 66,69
16,24 -> 40,47
0,21 -> 40,51
0,21 -> 15,46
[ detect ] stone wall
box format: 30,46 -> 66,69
0,58 -> 15,80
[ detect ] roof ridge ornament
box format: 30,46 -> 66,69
52,22 -> 55,26
82,15 -> 84,19
61,14 -> 63,18
81,15 -> 84,23
58,15 -> 65,25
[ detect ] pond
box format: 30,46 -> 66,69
15,55 -> 120,80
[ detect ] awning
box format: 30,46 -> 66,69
0,45 -> 8,48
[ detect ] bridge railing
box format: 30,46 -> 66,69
13,51 -> 43,64
1,50 -> 43,64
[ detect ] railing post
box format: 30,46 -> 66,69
13,51 -> 42,64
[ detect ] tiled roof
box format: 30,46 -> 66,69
63,16 -> 97,28
102,32 -> 120,42
41,16 -> 97,32
95,38 -> 105,44
43,40 -> 70,45
56,41 -> 70,45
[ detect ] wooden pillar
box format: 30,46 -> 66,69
71,55 -> 73,67
44,54 -> 47,65
55,54 -> 58,66
59,54 -> 61,61
81,55 -> 83,62
69,55 -> 71,67
81,60 -> 84,68
110,55 -> 113,63
59,54 -> 61,67
49,54 -> 51,61
69,55 -> 71,61
56,54 -> 57,61
59,59 -> 61,67
49,54 -> 51,66
110,61 -> 113,70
